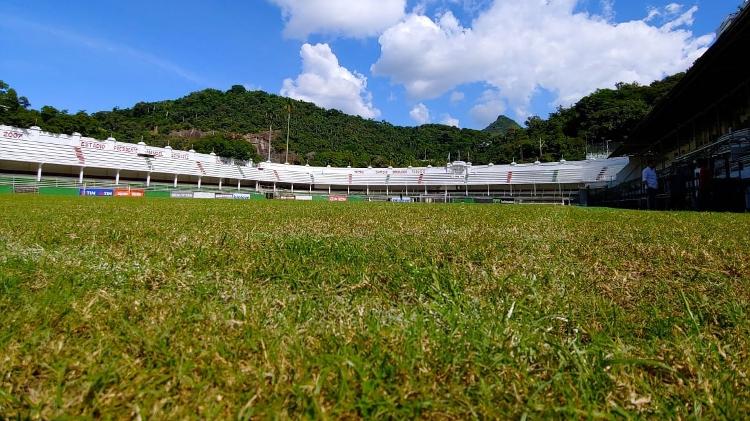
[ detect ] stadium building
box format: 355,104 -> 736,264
0,124 -> 627,203
599,1 -> 750,211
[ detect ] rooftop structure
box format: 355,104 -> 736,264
1,124 -> 627,202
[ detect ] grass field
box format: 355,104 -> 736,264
1,196 -> 749,419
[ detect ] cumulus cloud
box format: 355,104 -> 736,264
281,43 -> 380,119
372,0 -> 713,121
410,103 -> 431,124
450,91 -> 465,103
441,114 -> 460,127
269,0 -> 406,39
470,89 -> 507,127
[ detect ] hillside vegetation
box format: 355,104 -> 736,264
0,74 -> 683,166
483,115 -> 522,135
1,197 -> 748,418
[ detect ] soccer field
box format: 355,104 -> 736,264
1,196 -> 749,418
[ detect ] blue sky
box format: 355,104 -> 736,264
0,0 -> 743,129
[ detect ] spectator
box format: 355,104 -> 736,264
642,159 -> 659,210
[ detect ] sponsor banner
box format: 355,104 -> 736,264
171,191 -> 194,199
1,129 -> 25,140
13,185 -> 38,194
295,195 -> 313,201
193,192 -> 216,199
114,188 -> 145,197
233,193 -> 251,200
79,188 -> 113,197
390,197 -> 413,203
216,193 -> 235,199
279,194 -> 296,200
329,195 -> 347,202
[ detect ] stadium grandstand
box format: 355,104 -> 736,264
598,0 -> 750,211
0,124 -> 627,203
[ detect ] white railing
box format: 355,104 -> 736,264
1,124 -> 629,187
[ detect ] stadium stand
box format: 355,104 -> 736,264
1,124 -> 628,203
605,2 -> 750,211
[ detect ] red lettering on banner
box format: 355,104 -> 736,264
145,149 -> 164,157
2,131 -> 24,139
114,144 -> 138,154
80,140 -> 106,150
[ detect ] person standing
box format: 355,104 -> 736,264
642,159 -> 659,210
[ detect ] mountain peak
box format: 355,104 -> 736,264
483,115 -> 521,135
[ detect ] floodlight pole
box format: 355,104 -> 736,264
285,106 -> 291,164
267,123 -> 272,162
539,137 -> 543,160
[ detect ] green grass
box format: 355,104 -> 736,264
0,196 -> 749,419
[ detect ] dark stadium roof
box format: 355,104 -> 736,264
614,3 -> 750,156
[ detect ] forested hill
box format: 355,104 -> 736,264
0,74 -> 683,166
484,115 -> 521,135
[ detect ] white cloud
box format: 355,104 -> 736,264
661,5 -> 698,32
281,43 -> 380,119
600,0 -> 615,22
441,114 -> 460,127
665,3 -> 683,15
410,103 -> 431,124
372,0 -> 713,122
470,89 -> 507,127
645,3 -> 685,23
269,0 -> 406,39
450,90 -> 465,103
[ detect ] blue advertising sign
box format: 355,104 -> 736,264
79,188 -> 114,197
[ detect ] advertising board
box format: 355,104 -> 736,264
329,195 -> 347,202
114,188 -> 145,197
171,191 -> 194,199
193,192 -> 216,199
79,188 -> 113,197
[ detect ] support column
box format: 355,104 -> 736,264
255,181 -> 259,192
292,183 -> 295,194
115,170 -> 120,185
219,178 -> 223,190
198,177 -> 202,189
146,173 -> 151,187
386,184 -> 389,196
273,182 -> 277,194
367,185 -> 370,196
37,164 -> 43,182
237,180 -> 241,191
79,167 -> 84,184
174,174 -> 178,188
328,185 -> 331,195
